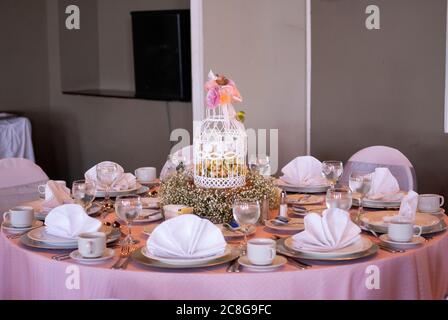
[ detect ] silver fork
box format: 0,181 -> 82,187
111,244 -> 130,269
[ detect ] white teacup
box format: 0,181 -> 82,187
135,167 -> 157,183
38,180 -> 67,197
3,206 -> 34,228
78,232 -> 106,258
247,238 -> 276,266
418,194 -> 444,213
388,221 -> 422,243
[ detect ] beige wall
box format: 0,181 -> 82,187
202,0 -> 308,174
311,0 -> 448,200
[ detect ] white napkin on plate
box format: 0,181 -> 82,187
44,204 -> 101,239
367,167 -> 401,200
280,156 -> 327,186
84,161 -> 136,191
147,214 -> 226,259
292,208 -> 361,252
383,190 -> 419,224
42,180 -> 73,210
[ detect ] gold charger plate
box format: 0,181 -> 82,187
132,247 -> 240,269
276,238 -> 378,261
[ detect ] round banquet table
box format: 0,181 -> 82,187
1,204 -> 448,300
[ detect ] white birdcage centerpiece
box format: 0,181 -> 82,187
194,71 -> 247,189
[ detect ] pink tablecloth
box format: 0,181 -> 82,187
1,212 -> 448,300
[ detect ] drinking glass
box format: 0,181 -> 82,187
115,195 -> 142,245
349,171 -> 372,223
248,155 -> 258,172
232,201 -> 260,253
72,180 -> 96,210
326,187 -> 353,211
96,163 -> 119,210
257,155 -> 271,177
322,160 -> 344,188
170,153 -> 187,172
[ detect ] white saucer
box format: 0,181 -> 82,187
238,256 -> 287,272
69,248 -> 115,264
379,234 -> 425,250
418,208 -> 445,215
1,220 -> 43,233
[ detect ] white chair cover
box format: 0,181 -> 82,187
340,146 -> 417,192
0,116 -> 35,162
0,158 -> 48,214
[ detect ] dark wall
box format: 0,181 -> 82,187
311,0 -> 448,200
0,0 -> 53,172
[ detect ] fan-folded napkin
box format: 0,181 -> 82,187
44,204 -> 101,238
280,156 -> 327,186
85,161 -> 136,191
367,167 -> 401,200
147,214 -> 226,258
292,208 -> 361,252
42,180 -> 73,210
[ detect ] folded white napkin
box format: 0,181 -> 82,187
383,191 -> 419,224
44,204 -> 101,239
84,161 -> 136,191
367,167 -> 400,200
280,156 -> 327,186
42,180 -> 73,210
292,208 -> 361,252
147,214 -> 226,259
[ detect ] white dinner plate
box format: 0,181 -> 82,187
265,218 -> 304,232
353,192 -> 406,209
1,220 -> 43,233
286,194 -> 324,206
141,245 -> 231,266
95,183 -> 142,198
284,236 -> 374,258
379,234 -> 425,250
20,228 -> 120,250
69,248 -> 115,264
361,211 -> 441,232
27,225 -> 112,246
34,202 -> 101,221
217,224 -> 256,238
238,255 -> 287,272
133,211 -> 163,224
274,179 -> 330,194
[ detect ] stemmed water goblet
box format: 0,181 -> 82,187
72,180 -> 96,210
322,160 -> 344,188
349,171 -> 373,224
326,187 -> 353,211
96,162 -> 120,211
114,195 -> 142,245
232,200 -> 260,254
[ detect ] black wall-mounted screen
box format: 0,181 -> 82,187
131,10 -> 191,101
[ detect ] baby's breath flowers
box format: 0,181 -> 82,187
160,171 -> 280,224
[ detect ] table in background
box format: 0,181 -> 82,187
0,115 -> 35,161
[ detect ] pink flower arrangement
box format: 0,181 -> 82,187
204,71 -> 242,109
